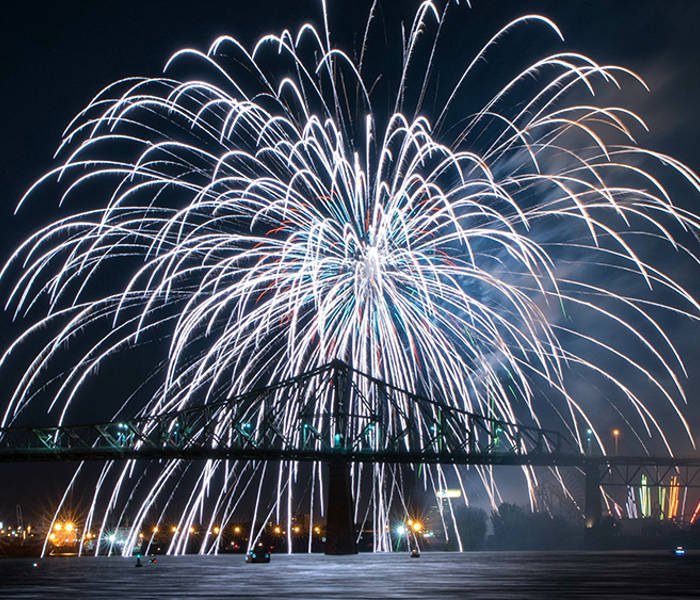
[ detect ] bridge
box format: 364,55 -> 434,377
1,359 -> 699,551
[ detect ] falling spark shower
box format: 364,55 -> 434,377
2,1 -> 699,554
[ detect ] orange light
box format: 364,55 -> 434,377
171,526 -> 178,533
314,526 -> 321,534
412,521 -> 422,532
273,526 -> 281,534
49,533 -> 56,541
54,523 -> 62,532
292,526 -> 300,533
189,526 -> 195,534
153,527 -> 159,534
612,429 -> 620,437
138,532 -> 144,539
65,523 -> 74,533
213,526 -> 220,535
234,526 -> 241,534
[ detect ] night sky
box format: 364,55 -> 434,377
1,0 -> 699,524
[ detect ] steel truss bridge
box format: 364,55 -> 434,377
1,360 -> 699,550
0,359 -> 570,464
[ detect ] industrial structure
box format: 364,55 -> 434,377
1,360 -> 699,552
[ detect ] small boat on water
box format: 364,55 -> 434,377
245,545 -> 271,563
245,551 -> 271,563
410,548 -> 420,558
671,546 -> 686,556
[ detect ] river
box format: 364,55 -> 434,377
0,551 -> 697,599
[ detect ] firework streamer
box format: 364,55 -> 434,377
2,1 -> 699,554
625,486 -> 638,520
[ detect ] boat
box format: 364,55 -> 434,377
245,550 -> 271,563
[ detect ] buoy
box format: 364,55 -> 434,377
32,562 -> 38,568
410,548 -> 420,558
135,556 -> 143,567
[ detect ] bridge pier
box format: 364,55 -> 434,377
324,459 -> 357,555
584,462 -> 601,530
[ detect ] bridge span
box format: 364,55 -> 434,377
1,360 -> 698,551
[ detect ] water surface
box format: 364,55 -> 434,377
0,551 -> 697,599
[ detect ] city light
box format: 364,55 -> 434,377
612,429 -> 621,455
213,526 -> 220,535
396,525 -> 406,536
436,489 -> 462,499
65,522 -> 74,532
234,526 -> 241,534
273,526 -> 281,535
412,522 -> 422,532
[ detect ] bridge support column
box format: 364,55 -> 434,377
584,462 -> 601,530
324,459 -> 357,555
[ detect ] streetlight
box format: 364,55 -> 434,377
612,429 -> 620,455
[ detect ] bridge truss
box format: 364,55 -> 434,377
2,359 -> 700,536
0,360 -> 566,464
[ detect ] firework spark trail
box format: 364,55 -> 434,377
2,1 -> 700,553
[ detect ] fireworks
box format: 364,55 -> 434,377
2,1 -> 699,554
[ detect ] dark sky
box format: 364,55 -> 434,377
1,1 -> 699,523
2,1 -> 699,224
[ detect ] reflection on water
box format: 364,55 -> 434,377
0,551 -> 698,599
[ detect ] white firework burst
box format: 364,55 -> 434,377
2,1 -> 699,554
